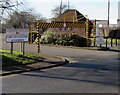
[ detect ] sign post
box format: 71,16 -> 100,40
10,42 -> 13,54
20,42 -> 25,54
6,28 -> 29,54
21,42 -> 23,52
23,42 -> 25,55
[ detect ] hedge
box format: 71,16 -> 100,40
40,32 -> 91,47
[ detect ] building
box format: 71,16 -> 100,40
47,9 -> 93,37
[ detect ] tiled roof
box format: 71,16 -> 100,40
55,9 -> 86,22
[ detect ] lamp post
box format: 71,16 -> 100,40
108,0 -> 110,28
107,0 -> 110,47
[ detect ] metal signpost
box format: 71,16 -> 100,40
6,28 -> 29,54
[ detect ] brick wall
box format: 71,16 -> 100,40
46,27 -> 86,37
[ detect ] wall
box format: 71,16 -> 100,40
46,27 -> 86,37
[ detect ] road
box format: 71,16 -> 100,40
1,33 -> 119,93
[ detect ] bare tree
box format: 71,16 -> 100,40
0,0 -> 24,32
51,3 -> 68,17
0,0 -> 44,32
0,0 -> 23,19
4,9 -> 44,28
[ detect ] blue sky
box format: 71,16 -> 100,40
21,0 -> 119,24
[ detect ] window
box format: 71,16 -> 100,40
60,28 -> 62,31
71,27 -> 74,32
65,28 -> 67,31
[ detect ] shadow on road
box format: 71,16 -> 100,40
21,71 -> 119,87
65,62 -> 119,71
19,57 -> 119,87
2,59 -> 62,72
107,49 -> 120,52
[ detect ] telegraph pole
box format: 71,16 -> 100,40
108,0 -> 110,27
108,0 -> 113,47
106,0 -> 110,47
68,0 -> 70,9
59,0 -> 62,15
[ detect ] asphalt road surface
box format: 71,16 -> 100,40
1,33 -> 119,93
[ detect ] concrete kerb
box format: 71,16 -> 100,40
1,53 -> 69,76
41,53 -> 77,64
41,53 -> 77,63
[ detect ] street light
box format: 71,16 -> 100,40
108,0 -> 110,28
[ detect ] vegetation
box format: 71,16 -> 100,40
5,11 -> 43,28
51,1 -> 68,17
90,38 -> 120,45
0,0 -> 44,32
1,50 -> 44,67
104,38 -> 120,44
40,32 -> 91,47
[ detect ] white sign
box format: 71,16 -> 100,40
63,23 -> 66,27
96,37 -> 104,45
6,28 -> 29,42
96,21 -> 108,36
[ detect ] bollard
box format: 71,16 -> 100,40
93,20 -> 96,47
111,38 -> 113,47
86,18 -> 89,47
36,21 -> 40,53
106,38 -> 108,47
116,38 -> 117,46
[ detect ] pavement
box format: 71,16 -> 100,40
1,53 -> 69,76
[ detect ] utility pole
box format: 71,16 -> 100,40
108,0 -> 113,47
108,0 -> 110,27
106,0 -> 110,47
59,0 -> 62,15
68,0 -> 70,10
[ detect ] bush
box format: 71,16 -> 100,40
29,32 -> 37,43
40,32 -> 91,47
40,32 -> 56,44
56,34 -> 74,46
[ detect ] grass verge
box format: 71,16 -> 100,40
89,38 -> 120,44
87,46 -> 110,50
0,50 -> 44,67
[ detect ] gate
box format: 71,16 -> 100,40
29,17 -> 96,53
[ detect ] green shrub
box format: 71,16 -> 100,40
40,35 -> 48,44
57,34 -> 73,46
40,32 -> 55,44
40,32 -> 91,47
29,32 -> 37,43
